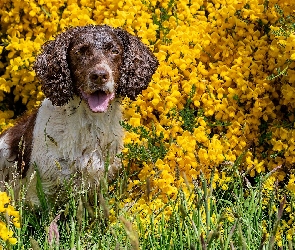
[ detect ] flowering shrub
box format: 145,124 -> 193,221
1,0 -> 295,244
0,192 -> 20,247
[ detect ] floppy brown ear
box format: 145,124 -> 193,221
114,28 -> 159,100
34,28 -> 77,106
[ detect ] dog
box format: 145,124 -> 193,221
0,25 -> 158,204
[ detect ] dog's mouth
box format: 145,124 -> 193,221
81,90 -> 115,113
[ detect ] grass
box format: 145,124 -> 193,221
7,161 -> 294,250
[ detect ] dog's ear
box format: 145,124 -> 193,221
34,28 -> 77,106
114,28 -> 159,100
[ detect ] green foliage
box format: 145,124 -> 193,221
11,158 -> 295,249
179,84 -> 197,132
274,4 -> 295,31
146,0 -> 176,44
266,65 -> 290,81
15,170 -> 133,249
119,121 -> 168,164
34,163 -> 50,213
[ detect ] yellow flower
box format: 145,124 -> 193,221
286,174 -> 295,194
0,192 -> 19,245
129,117 -> 141,127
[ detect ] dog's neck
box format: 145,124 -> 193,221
34,96 -> 124,160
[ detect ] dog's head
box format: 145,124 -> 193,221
34,25 -> 158,112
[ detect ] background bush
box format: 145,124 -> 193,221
1,0 -> 295,247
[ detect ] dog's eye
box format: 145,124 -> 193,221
76,45 -> 90,55
111,48 -> 120,55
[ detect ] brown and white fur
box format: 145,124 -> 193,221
0,25 -> 158,204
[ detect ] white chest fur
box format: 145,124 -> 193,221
26,96 -> 123,202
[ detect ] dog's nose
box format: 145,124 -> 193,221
89,69 -> 109,85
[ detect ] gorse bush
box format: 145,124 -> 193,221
1,0 -> 295,247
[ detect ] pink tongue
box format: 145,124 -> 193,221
84,91 -> 114,112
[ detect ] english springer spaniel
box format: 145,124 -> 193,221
0,25 -> 158,204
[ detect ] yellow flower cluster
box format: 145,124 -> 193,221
0,192 -> 20,246
1,0 -> 295,239
120,0 -> 295,222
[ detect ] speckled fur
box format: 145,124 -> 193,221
34,25 -> 158,105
